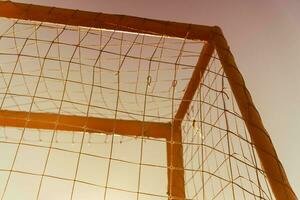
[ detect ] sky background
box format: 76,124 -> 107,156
14,0 -> 300,197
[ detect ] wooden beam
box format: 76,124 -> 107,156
167,42 -> 214,200
0,1 -> 212,41
212,26 -> 297,200
167,128 -> 185,200
174,42 -> 214,126
0,2 -> 296,197
0,109 -> 170,139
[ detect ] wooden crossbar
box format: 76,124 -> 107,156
0,109 -> 170,139
174,42 -> 215,125
212,26 -> 297,200
0,1 -> 212,41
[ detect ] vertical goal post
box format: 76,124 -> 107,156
0,1 -> 297,200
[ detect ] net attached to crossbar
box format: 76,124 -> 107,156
0,3 -> 296,200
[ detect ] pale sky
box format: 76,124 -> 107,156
12,0 -> 300,197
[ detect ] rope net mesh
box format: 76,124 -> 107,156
0,18 -> 274,200
182,57 -> 274,200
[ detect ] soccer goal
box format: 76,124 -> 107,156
0,1 -> 296,200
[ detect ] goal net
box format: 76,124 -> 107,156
0,2 -> 296,200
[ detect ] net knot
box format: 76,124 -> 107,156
147,75 -> 152,86
172,80 -> 177,87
